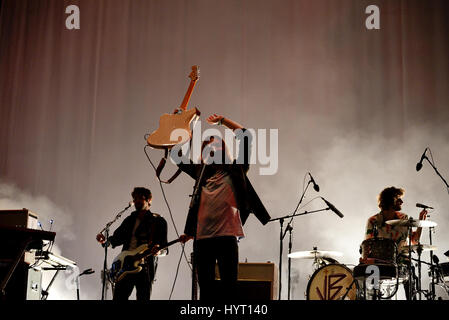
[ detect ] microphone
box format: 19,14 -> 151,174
416,148 -> 428,171
416,203 -> 434,209
309,173 -> 320,192
80,268 -> 95,276
321,197 -> 344,218
127,201 -> 134,208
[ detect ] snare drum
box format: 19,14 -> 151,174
306,264 -> 358,300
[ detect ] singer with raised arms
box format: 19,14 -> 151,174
171,113 -> 271,301
364,186 -> 427,300
96,187 -> 168,300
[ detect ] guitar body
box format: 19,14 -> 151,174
110,244 -> 148,283
146,107 -> 200,149
147,65 -> 200,150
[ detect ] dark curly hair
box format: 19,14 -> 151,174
378,186 -> 404,210
131,187 -> 152,200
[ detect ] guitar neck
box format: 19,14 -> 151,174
179,79 -> 198,111
136,239 -> 180,261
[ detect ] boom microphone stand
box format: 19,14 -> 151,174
420,153 -> 449,194
283,180 -> 313,300
269,207 -> 329,300
99,202 -> 133,300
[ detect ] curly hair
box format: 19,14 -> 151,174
378,186 -> 404,210
131,187 -> 152,200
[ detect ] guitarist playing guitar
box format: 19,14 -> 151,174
96,187 -> 171,300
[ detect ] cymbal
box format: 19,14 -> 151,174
402,244 -> 438,252
288,249 -> 343,260
385,219 -> 437,228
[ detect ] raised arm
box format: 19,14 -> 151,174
207,114 -> 244,131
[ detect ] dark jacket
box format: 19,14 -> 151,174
175,129 -> 271,237
109,210 -> 168,252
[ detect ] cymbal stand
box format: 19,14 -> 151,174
407,219 -> 414,300
428,223 -> 436,300
416,243 -> 423,300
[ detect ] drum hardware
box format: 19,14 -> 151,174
416,242 -> 424,300
428,218 -> 436,300
431,256 -> 449,300
385,216 -> 438,300
406,218 -> 415,300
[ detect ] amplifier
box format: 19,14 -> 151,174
0,209 -> 38,229
215,262 -> 278,300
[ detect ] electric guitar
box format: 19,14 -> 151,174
110,238 -> 180,283
147,65 -> 201,149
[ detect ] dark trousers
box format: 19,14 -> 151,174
195,236 -> 238,301
113,260 -> 155,301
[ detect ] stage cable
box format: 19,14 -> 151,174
143,144 -> 192,270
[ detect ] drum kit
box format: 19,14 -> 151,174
288,217 -> 449,300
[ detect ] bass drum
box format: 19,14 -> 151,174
306,264 -> 358,300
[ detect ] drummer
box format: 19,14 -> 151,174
365,186 -> 427,252
364,186 -> 427,299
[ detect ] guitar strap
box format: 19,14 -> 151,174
156,148 -> 182,184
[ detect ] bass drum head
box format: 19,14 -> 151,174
306,264 -> 358,300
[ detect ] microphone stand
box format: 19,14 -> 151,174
77,268 -> 95,300
269,206 -> 329,300
99,202 -> 133,300
284,181 -> 312,300
422,156 -> 449,194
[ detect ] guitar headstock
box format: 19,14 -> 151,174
189,65 -> 200,81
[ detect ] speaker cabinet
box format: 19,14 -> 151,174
215,262 -> 278,300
